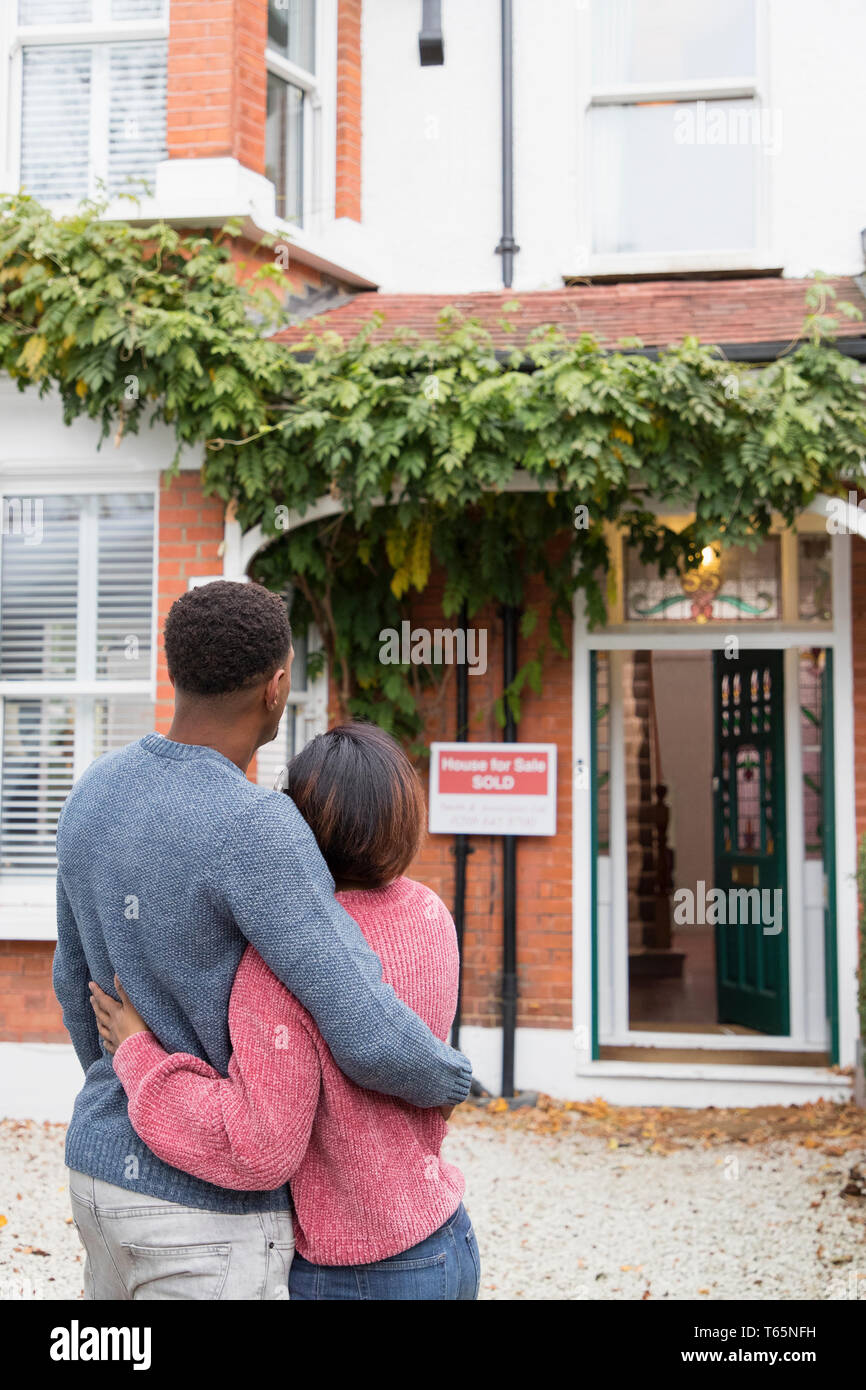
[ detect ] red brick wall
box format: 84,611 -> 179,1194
360,562 -> 574,1032
336,0 -> 362,220
155,473 -> 226,733
168,1 -> 363,229
0,942 -> 66,1043
167,0 -> 267,172
233,0 -> 269,174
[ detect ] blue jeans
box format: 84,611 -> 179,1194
289,1204 -> 480,1301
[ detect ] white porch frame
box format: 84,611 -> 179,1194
571,517 -> 859,1070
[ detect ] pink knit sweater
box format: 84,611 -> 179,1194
112,876 -> 466,1266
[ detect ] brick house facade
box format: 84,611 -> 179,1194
1,0 -> 865,1112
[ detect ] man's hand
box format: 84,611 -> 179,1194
88,976 -> 149,1056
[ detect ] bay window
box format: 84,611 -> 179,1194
265,0 -> 317,226
16,0 -> 168,204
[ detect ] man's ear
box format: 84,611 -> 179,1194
264,665 -> 288,711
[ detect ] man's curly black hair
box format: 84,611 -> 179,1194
164,581 -> 292,697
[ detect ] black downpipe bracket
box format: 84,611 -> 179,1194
501,604 -> 519,1097
418,0 -> 445,66
494,0 -> 519,287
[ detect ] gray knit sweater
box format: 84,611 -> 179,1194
53,734 -> 471,1213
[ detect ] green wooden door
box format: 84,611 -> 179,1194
712,650 -> 789,1034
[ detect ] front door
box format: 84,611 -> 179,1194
712,651 -> 789,1034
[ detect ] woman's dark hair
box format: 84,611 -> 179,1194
284,722 -> 425,888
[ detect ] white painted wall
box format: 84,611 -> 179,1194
4,1035 -> 847,1123
0,379 -> 200,474
360,0 -> 866,291
361,0 -> 503,292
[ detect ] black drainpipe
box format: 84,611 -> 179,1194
501,603 -> 519,1096
450,602 -> 473,1052
494,0 -> 519,288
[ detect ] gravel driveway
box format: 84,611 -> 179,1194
1,1108 -> 864,1301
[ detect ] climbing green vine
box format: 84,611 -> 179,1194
2,193 -> 865,741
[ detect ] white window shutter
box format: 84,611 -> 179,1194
96,495 -> 155,680
111,0 -> 165,18
1,699 -> 77,875
0,495 -> 155,876
108,41 -> 168,196
19,1 -> 92,23
20,46 -> 93,201
92,697 -> 155,759
0,498 -> 81,681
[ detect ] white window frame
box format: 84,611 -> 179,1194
0,470 -> 159,939
265,0 -> 325,234
254,622 -> 330,793
576,0 -> 775,278
3,0 -> 170,210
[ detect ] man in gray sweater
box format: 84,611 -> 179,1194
54,580 -> 471,1299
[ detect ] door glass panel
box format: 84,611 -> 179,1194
799,650 -> 824,859
763,747 -> 774,855
735,744 -> 760,851
626,536 -> 780,621
798,536 -> 833,622
594,652 -> 610,853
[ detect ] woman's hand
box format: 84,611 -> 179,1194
89,975 -> 149,1056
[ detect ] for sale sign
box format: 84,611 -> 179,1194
429,742 -> 557,836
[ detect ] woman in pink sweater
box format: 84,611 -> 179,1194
89,722 -> 480,1301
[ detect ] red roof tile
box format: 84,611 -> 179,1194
275,276 -> 866,350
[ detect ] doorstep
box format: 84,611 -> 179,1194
600,1045 -> 831,1067
573,1059 -> 852,1109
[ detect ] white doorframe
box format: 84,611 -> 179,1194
830,532 -> 858,1068
572,534 -> 857,1064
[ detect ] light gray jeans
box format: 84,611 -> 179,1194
68,1169 -> 294,1301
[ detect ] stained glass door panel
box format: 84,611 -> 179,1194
712,650 -> 789,1034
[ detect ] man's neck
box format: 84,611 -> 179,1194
166,713 -> 260,774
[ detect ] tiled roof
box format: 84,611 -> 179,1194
275,276 -> 866,351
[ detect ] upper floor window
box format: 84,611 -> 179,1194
265,0 -> 317,225
588,0 -> 761,259
16,0 -> 168,204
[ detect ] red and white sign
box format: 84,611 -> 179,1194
429,742 -> 557,837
